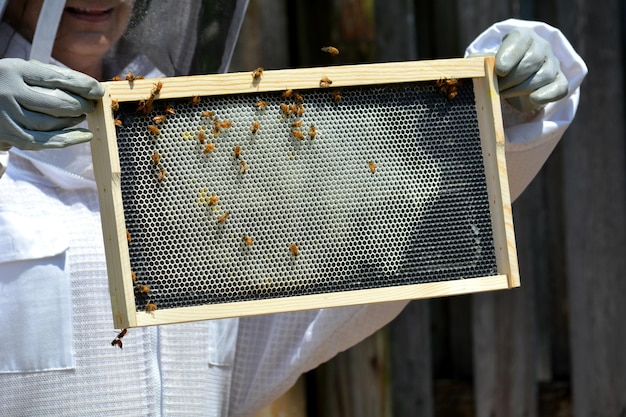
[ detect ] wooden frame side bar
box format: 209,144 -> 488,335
88,88 -> 137,329
472,56 -> 520,288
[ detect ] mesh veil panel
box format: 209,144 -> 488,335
105,0 -> 248,77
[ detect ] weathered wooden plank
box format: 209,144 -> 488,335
472,286 -> 538,417
313,329 -> 391,417
558,0 -> 626,415
389,300 -> 434,416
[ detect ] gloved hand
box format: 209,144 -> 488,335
0,58 -> 105,151
495,27 -> 569,112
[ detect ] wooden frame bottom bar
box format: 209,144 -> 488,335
135,275 -> 511,326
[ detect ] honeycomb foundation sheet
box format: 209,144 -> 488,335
89,57 -> 518,328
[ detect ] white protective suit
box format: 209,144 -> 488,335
0,17 -> 587,417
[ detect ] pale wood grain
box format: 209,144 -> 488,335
472,56 -> 520,288
88,90 -> 138,329
104,57 -> 487,102
134,275 -> 510,326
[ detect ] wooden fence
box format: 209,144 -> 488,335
230,0 -> 626,415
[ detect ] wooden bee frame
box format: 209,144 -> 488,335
88,56 -> 518,328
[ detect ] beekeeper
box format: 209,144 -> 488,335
0,0 -> 586,415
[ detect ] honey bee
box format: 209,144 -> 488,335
217,212 -> 230,224
233,145 -> 242,158
291,129 -> 305,140
135,284 -> 150,294
198,130 -> 206,144
111,329 -> 127,349
242,235 -> 254,247
252,67 -> 264,81
368,161 -> 377,174
152,115 -> 167,124
293,92 -> 304,104
137,99 -> 153,116
151,81 -> 163,96
111,75 -> 122,81
165,106 -> 175,115
157,167 -> 167,182
331,89 -> 342,102
201,110 -> 215,118
151,151 -> 161,164
321,46 -> 340,56
320,76 -> 332,88
289,103 -> 298,115
435,78 -> 463,100
111,99 -> 119,111
126,230 -> 131,243
125,72 -> 144,82
114,118 -> 123,127
219,120 -> 232,129
148,125 -> 160,135
251,121 -> 260,134
131,271 -> 136,283
295,104 -> 305,117
256,100 -> 268,110
203,143 -> 215,154
191,95 -> 201,105
309,125 -> 317,139
208,194 -> 218,206
239,160 -> 248,174
290,243 -> 299,257
280,103 -> 290,116
291,120 -> 302,128
281,89 -> 293,99
145,303 -> 157,314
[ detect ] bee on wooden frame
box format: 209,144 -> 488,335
320,76 -> 332,88
145,303 -> 157,315
252,67 -> 264,81
151,81 -> 163,97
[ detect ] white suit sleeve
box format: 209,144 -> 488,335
465,18 -> 587,201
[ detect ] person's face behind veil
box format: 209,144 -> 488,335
5,0 -> 135,77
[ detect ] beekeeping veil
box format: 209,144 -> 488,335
0,0 -> 250,76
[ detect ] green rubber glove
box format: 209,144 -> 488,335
0,58 -> 105,151
496,27 -> 569,112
